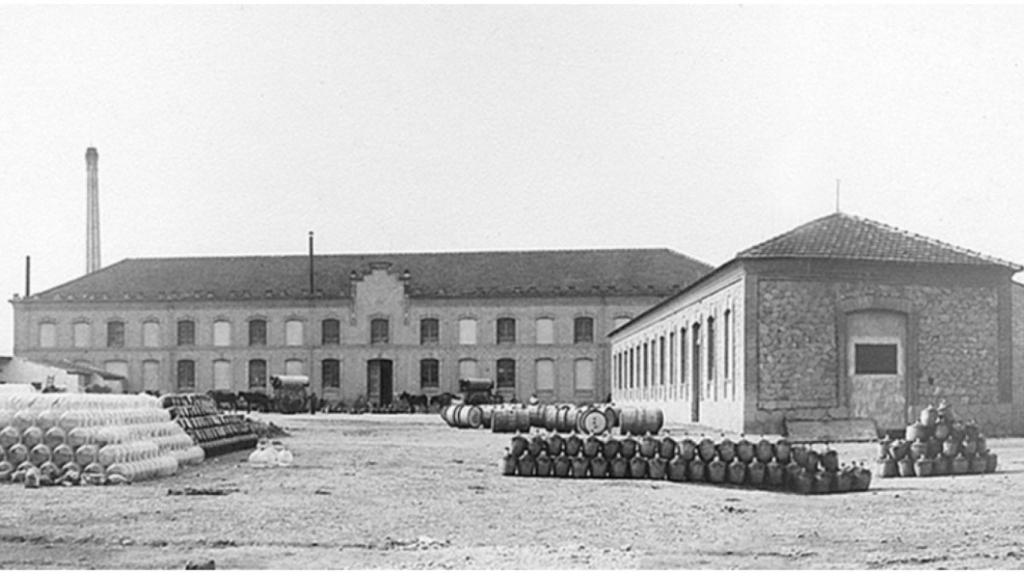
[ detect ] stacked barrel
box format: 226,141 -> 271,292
876,401 -> 998,478
0,393 -> 201,487
500,431 -> 873,494
163,393 -> 259,457
441,403 -> 662,437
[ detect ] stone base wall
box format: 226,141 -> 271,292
753,277 -> 1011,436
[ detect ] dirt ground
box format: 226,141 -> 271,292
1,413 -> 1024,569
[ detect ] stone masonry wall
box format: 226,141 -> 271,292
755,278 -> 1007,435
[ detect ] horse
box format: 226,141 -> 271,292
428,392 -> 459,410
207,390 -> 238,412
238,390 -> 272,413
398,392 -> 429,413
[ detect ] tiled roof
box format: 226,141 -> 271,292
26,249 -> 714,302
737,212 -> 1021,270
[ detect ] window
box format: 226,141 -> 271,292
213,320 -> 231,347
724,310 -> 732,380
248,359 -> 267,388
107,321 -> 125,348
142,360 -> 160,392
535,318 -> 554,344
497,358 -> 516,389
420,318 -> 439,345
574,358 -> 595,391
104,361 -> 128,378
659,336 -> 666,385
707,316 -> 716,381
142,321 -> 160,348
613,316 -> 632,330
458,358 -> 478,380
458,319 -> 477,345
680,328 -> 687,384
855,344 -> 898,375
177,359 -> 196,390
39,322 -> 56,348
177,320 -> 195,346
496,318 -> 516,344
285,320 -> 304,346
535,359 -> 555,391
420,359 -> 439,389
73,322 -> 91,348
322,359 -> 341,388
249,319 -> 267,346
574,317 -> 594,344
669,332 -> 676,384
322,319 -> 340,345
370,318 -> 389,344
213,359 -> 232,390
285,359 -> 305,375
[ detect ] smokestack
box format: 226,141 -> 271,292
308,231 -> 315,295
24,255 -> 30,297
86,147 -> 101,274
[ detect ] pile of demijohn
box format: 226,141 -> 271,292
877,400 -> 997,478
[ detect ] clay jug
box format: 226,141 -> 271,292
934,456 -> 951,476
589,454 -> 609,478
620,437 -> 638,459
564,434 -> 583,458
961,436 -> 978,458
602,436 -> 621,460
648,456 -> 667,481
510,434 -> 529,458
547,433 -> 565,457
951,453 -> 969,475
553,455 -> 572,478
897,458 -> 915,477
679,437 -> 697,462
792,468 -> 813,494
919,404 -> 938,427
821,447 -> 840,472
791,444 -> 809,468
942,437 -> 960,459
976,434 -> 988,456
628,455 -> 648,479
906,423 -> 928,442
687,458 -> 706,482
517,453 -> 536,476
774,439 -> 792,464
747,460 -> 766,486
909,438 -> 927,461
913,458 -> 934,478
706,457 -> 727,483
582,435 -> 602,459
609,455 -> 629,479
784,461 -> 803,490
727,459 -> 746,484
667,454 -> 689,482
697,436 -> 717,462
535,453 -> 553,477
876,457 -> 897,478
503,448 -> 521,476
639,434 -> 659,459
716,437 -> 736,463
985,452 -> 998,473
659,435 -> 678,460
571,456 -> 589,478
852,464 -> 872,491
735,436 -> 755,464
766,461 -> 785,487
969,455 -> 987,474
527,434 -> 546,457
933,421 -> 950,442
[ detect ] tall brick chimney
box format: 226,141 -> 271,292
86,147 -> 100,274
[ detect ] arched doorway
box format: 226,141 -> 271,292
367,359 -> 394,407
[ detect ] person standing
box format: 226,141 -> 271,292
309,392 -> 318,415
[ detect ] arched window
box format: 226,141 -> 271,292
535,359 -> 555,392
370,318 -> 389,344
458,319 -> 477,345
420,318 -> 439,345
248,359 -> 267,389
73,321 -> 91,348
213,359 -> 232,390
535,318 -> 554,344
497,358 -> 516,389
285,320 -> 304,346
107,321 -> 125,348
322,319 -> 341,345
574,317 -> 594,344
177,320 -> 195,346
249,319 -> 267,346
142,320 -> 160,348
322,359 -> 341,388
496,318 -> 516,344
177,359 -> 196,390
213,320 -> 231,347
420,359 -> 439,389
574,358 -> 595,391
458,358 -> 478,380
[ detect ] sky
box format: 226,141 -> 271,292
2,5 -> 1024,355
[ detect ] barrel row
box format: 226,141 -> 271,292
500,432 -> 873,495
440,404 -> 664,436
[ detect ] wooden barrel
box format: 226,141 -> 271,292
515,408 -> 531,433
491,409 -> 516,433
603,405 -> 619,430
542,405 -> 559,431
528,405 -> 546,428
453,405 -> 483,429
577,407 -> 609,435
479,405 -> 496,429
440,405 -> 459,427
555,406 -> 574,434
618,407 -> 641,435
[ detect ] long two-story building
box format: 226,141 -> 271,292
11,249 -> 711,406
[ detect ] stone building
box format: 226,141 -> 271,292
10,249 -> 711,406
610,213 -> 1024,436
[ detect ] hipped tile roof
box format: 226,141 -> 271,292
737,212 -> 1020,270
26,249 -> 714,303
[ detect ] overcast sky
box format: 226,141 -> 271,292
2,5 -> 1024,355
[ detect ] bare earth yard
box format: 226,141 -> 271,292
1,413 -> 1024,569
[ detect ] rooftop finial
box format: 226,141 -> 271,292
835,179 -> 842,213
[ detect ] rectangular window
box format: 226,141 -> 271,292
213,359 -> 232,390
420,359 -> 439,389
107,321 -> 125,348
497,358 -> 516,390
680,328 -> 687,384
707,316 -> 716,381
724,310 -> 731,380
249,319 -> 267,346
322,319 -> 340,345
420,318 -> 439,345
370,318 -> 389,344
535,359 -> 555,391
496,318 -> 516,344
535,318 -> 554,344
669,332 -> 676,384
142,321 -> 160,348
39,323 -> 56,348
248,359 -> 267,388
458,358 -> 478,380
458,319 -> 477,345
574,317 -> 594,344
659,336 -> 666,386
177,320 -> 195,346
177,359 -> 196,390
285,359 -> 305,375
285,320 -> 304,346
73,322 -> 91,348
574,358 -> 595,391
213,320 -> 231,347
854,344 -> 898,375
322,359 -> 341,388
